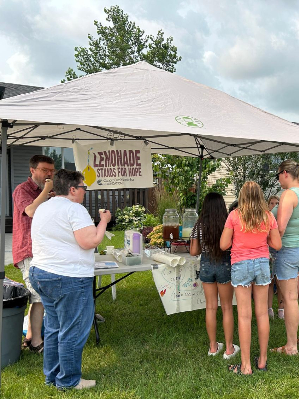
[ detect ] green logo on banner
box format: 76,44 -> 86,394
175,116 -> 203,128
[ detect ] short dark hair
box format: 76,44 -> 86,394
29,155 -> 54,169
54,169 -> 84,195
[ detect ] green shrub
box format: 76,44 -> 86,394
114,205 -> 146,230
143,213 -> 160,227
154,187 -> 180,223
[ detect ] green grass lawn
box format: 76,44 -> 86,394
98,231 -> 125,252
3,247 -> 299,398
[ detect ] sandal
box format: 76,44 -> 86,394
228,364 -> 253,375
22,338 -> 31,349
29,341 -> 44,354
270,345 -> 298,355
254,356 -> 267,371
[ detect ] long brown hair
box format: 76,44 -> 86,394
238,181 -> 270,232
195,192 -> 228,261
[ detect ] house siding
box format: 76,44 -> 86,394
207,161 -> 236,208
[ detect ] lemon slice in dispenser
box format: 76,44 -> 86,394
82,165 -> 96,186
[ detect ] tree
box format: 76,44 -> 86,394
152,154 -> 231,212
224,152 -> 299,199
44,147 -> 62,170
62,5 -> 181,82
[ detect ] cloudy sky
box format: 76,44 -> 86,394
0,0 -> 299,122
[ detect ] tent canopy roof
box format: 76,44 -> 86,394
1,61 -> 299,158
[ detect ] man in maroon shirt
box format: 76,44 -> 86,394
12,154 -> 55,353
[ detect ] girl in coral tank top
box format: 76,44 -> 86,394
220,181 -> 281,375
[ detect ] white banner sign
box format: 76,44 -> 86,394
73,141 -> 154,189
152,258 -> 236,315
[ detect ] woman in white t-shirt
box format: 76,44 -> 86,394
29,169 -> 111,390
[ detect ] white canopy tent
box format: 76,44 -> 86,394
1,61 -> 299,156
1,61 -> 299,377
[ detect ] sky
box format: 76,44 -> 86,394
0,0 -> 299,122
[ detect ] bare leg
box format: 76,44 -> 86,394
276,278 -> 298,354
234,285 -> 253,374
25,304 -> 33,340
253,284 -> 269,368
30,302 -> 44,347
268,280 -> 274,317
218,282 -> 234,355
202,282 -> 219,353
277,279 -> 284,318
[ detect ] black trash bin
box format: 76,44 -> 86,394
2,278 -> 30,368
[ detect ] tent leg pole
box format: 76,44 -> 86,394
0,121 -> 9,383
196,146 -> 204,213
61,147 -> 65,168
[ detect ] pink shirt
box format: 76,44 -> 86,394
225,210 -> 278,265
12,177 -> 42,266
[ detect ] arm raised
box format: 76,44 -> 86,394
74,210 -> 111,250
25,179 -> 54,218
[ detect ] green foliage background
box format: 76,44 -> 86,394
62,5 -> 181,82
224,152 -> 299,199
152,154 -> 230,213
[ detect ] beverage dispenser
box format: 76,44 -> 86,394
162,209 -> 180,240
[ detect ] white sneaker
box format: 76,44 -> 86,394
278,309 -> 284,320
268,308 -> 274,319
208,342 -> 224,356
223,344 -> 240,360
74,379 -> 96,390
95,313 -> 106,323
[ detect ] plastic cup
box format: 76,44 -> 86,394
106,246 -> 114,254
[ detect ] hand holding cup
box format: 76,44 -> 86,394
44,178 -> 54,195
99,209 -> 111,223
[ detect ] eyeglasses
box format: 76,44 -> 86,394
76,185 -> 88,191
35,167 -> 56,174
275,170 -> 286,180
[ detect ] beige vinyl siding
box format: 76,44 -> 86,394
207,161 -> 236,208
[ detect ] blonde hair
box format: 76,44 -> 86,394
238,181 -> 270,233
278,159 -> 299,180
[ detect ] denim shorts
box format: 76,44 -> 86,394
199,252 -> 231,284
275,246 -> 299,281
231,257 -> 270,287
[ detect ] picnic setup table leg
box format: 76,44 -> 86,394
97,274 -> 117,301
111,274 -> 116,301
93,272 -> 135,345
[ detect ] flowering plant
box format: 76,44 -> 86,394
147,224 -> 164,247
115,205 -> 146,230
